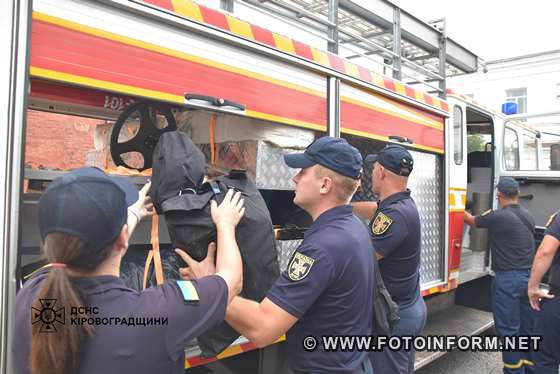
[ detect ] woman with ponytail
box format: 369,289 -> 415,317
13,167 -> 244,374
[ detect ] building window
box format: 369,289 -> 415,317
503,127 -> 519,170
453,106 -> 463,164
505,87 -> 527,113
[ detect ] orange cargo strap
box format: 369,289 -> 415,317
142,250 -> 154,290
151,215 -> 164,285
209,113 -> 217,165
142,215 -> 164,289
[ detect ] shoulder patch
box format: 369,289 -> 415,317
546,212 -> 558,228
371,212 -> 394,235
176,280 -> 200,302
481,209 -> 493,217
287,252 -> 315,281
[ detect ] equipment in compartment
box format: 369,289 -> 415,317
175,109 -> 316,190
110,101 -> 177,170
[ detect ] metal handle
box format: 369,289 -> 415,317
388,135 -> 413,144
184,93 -> 246,111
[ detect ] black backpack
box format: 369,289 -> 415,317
355,216 -> 400,336
147,131 -> 279,356
372,250 -> 400,336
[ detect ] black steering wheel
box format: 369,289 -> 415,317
110,101 -> 177,171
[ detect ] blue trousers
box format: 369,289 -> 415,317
357,358 -> 374,374
492,270 -> 537,374
533,291 -> 560,374
369,295 -> 427,374
296,357 -> 373,374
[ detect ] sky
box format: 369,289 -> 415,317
392,0 -> 560,62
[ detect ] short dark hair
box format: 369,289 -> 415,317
314,165 -> 359,202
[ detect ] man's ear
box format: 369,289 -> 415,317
319,176 -> 333,195
115,225 -> 129,253
379,165 -> 386,180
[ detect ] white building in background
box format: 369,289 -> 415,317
448,49 -> 560,116
448,50 -> 560,169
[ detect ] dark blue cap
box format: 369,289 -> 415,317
284,136 -> 363,179
496,176 -> 519,195
365,145 -> 414,177
38,167 -> 139,253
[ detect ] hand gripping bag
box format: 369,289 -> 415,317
149,131 -> 279,357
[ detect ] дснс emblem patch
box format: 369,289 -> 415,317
371,212 -> 393,235
288,252 -> 315,281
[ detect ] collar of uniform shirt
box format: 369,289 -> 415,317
378,189 -> 411,210
71,275 -> 129,294
303,205 -> 353,238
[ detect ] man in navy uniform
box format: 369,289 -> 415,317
464,177 -> 537,374
528,210 -> 560,373
183,136 -> 375,374
353,144 -> 426,374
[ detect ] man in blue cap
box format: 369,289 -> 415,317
185,136 -> 375,373
528,209 -> 560,374
464,176 -> 537,374
353,144 -> 425,374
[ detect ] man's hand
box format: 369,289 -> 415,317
463,210 -> 476,227
127,181 -> 154,237
528,286 -> 554,311
528,234 -> 559,311
211,189 -> 245,229
175,242 -> 217,280
129,181 -> 154,221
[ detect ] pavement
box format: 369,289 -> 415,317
416,329 -> 503,374
415,348 -> 502,374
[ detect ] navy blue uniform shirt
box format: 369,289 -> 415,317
545,211 -> 560,289
475,203 -> 535,272
13,269 -> 227,374
267,205 -> 374,373
369,190 -> 421,306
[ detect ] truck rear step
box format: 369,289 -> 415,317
414,305 -> 494,370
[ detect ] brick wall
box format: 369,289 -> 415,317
25,110 -> 103,170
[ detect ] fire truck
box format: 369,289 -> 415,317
2,0 -> 560,372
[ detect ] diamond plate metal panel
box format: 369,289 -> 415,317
256,141 -> 299,190
409,151 -> 444,285
199,141 -> 299,190
199,141 -> 259,180
276,239 -> 302,272
345,136 -> 444,286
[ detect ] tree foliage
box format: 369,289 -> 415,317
467,134 -> 485,152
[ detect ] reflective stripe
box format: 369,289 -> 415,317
503,360 -> 524,369
502,359 -> 535,370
